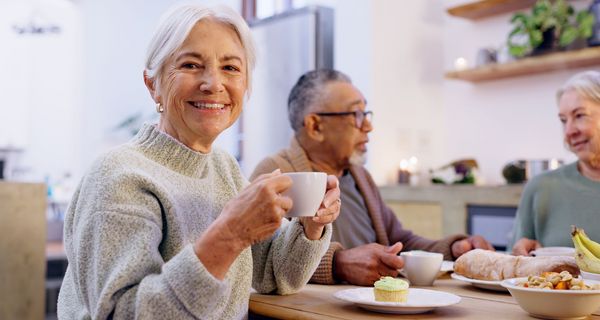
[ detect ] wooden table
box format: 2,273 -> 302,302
250,277 -> 600,319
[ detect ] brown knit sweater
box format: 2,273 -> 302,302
250,138 -> 467,284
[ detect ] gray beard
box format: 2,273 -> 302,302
349,151 -> 367,166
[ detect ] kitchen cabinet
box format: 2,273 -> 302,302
386,201 -> 443,239
0,182 -> 46,320
379,185 -> 523,237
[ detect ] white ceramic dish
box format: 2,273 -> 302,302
333,287 -> 460,314
399,260 -> 454,280
530,246 -> 576,257
582,270 -> 600,281
450,273 -> 508,292
501,277 -> 600,319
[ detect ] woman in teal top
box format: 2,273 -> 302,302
512,71 -> 600,255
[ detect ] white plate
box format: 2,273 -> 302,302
451,273 -> 508,292
333,287 -> 461,314
530,246 -> 575,257
441,260 -> 454,272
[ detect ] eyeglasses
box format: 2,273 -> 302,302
314,110 -> 373,129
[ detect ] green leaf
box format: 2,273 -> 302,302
577,12 -> 595,38
509,26 -> 524,37
541,16 -> 557,30
560,26 -> 578,46
509,45 -> 528,57
511,12 -> 529,23
530,29 -> 543,47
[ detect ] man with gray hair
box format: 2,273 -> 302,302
251,69 -> 493,285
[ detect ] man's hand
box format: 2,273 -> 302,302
333,242 -> 404,286
451,235 -> 495,259
512,237 -> 541,256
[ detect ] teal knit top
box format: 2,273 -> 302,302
510,162 -> 600,248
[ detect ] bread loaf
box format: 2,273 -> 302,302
453,249 -> 579,281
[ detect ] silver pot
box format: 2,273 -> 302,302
502,159 -> 563,183
526,159 -> 563,178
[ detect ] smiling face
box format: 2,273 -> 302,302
149,18 -> 247,152
558,89 -> 600,167
317,81 -> 372,168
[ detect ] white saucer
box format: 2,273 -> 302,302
333,287 -> 461,314
530,246 -> 575,257
451,273 -> 508,292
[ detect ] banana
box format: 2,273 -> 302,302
571,226 -> 600,273
578,228 -> 600,258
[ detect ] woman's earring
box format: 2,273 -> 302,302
156,103 -> 164,113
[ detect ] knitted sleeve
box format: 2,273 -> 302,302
251,218 -> 332,294
309,242 -> 344,284
59,158 -> 229,319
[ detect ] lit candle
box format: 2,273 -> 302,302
398,160 -> 411,184
454,57 -> 469,71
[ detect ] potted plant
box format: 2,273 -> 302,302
507,0 -> 595,58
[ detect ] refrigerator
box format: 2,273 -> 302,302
240,6 -> 334,175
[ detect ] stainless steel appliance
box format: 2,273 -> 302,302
502,159 -> 564,184
241,6 -> 334,174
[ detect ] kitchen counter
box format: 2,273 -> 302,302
0,181 -> 46,320
378,184 -> 524,239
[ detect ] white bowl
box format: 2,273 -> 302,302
582,271 -> 600,282
501,277 -> 600,319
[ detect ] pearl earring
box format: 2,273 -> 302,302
156,103 -> 164,113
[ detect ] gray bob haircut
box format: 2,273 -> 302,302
557,70 -> 600,104
145,4 -> 256,97
288,69 -> 351,131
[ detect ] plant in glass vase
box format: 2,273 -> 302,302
507,0 -> 595,58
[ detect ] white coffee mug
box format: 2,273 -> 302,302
400,250 -> 443,286
282,172 -> 327,217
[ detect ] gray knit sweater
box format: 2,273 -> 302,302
57,124 -> 331,319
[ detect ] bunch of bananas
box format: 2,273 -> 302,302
572,226 -> 600,274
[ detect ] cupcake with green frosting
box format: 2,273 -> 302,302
373,276 -> 409,302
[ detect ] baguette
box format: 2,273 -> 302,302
453,249 -> 579,281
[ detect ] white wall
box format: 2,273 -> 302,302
0,0 -> 83,182
79,0 -> 240,180
303,0 -> 587,186
369,0 -> 446,185
4,0 -> 593,187
441,0 -> 587,184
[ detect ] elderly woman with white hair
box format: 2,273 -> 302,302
511,70 -> 600,256
57,4 -> 340,319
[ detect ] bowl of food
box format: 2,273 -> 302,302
501,272 -> 600,319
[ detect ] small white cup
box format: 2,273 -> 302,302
400,250 -> 443,286
282,172 -> 327,217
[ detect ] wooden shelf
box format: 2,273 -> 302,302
447,0 -> 536,20
445,47 -> 600,82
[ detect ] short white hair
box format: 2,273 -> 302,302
557,70 -> 600,104
145,3 -> 256,97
